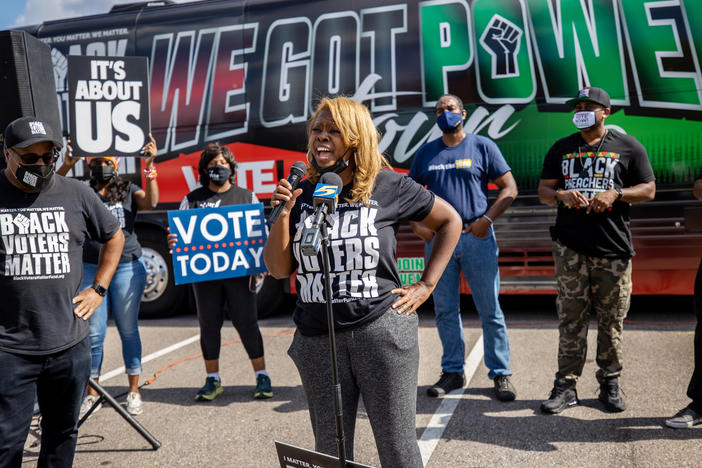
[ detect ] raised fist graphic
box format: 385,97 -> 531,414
51,48 -> 68,92
479,15 -> 522,77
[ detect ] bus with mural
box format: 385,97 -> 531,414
15,0 -> 702,317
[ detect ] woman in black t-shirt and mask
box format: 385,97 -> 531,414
265,96 -> 461,467
57,135 -> 159,417
167,143 -> 272,402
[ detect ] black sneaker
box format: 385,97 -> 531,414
599,377 -> 626,412
253,374 -> 273,399
195,377 -> 223,401
494,375 -> 516,401
541,378 -> 579,414
427,372 -> 465,397
665,406 -> 702,428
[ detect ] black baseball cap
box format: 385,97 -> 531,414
566,87 -> 611,108
4,116 -> 62,149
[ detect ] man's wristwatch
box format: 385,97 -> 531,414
91,283 -> 107,297
615,186 -> 623,200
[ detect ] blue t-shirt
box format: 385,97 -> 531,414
409,135 -> 511,223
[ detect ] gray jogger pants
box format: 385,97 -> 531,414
288,308 -> 422,468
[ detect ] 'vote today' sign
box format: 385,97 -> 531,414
68,55 -> 150,158
168,204 -> 267,285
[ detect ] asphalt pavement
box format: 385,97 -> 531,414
22,296 -> 701,467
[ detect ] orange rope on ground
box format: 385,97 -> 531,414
144,329 -> 296,386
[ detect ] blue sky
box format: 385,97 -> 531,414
3,0 -> 27,30
1,0 -> 199,31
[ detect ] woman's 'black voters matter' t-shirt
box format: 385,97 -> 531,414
83,183 -> 142,264
541,130 -> 655,259
180,184 -> 257,210
0,172 -> 120,355
289,169 -> 435,336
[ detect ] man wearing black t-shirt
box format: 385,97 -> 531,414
537,87 -> 655,415
665,174 -> 702,428
0,117 -> 123,468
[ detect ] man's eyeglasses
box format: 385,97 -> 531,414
9,147 -> 59,165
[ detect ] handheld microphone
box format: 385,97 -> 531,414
267,161 -> 307,227
301,172 -> 343,257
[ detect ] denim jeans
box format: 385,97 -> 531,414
0,336 -> 90,468
80,258 -> 146,378
427,225 -> 511,379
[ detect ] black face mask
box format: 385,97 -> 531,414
309,147 -> 352,175
90,165 -> 115,184
15,164 -> 54,191
207,165 -> 231,186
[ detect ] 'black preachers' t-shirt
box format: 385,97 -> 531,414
541,130 -> 655,258
83,183 -> 142,264
288,169 -> 435,336
0,172 -> 121,354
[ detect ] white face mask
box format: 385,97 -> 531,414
573,110 -> 596,129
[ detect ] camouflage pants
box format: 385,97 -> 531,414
552,241 -> 632,383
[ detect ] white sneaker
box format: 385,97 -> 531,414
79,395 -> 101,419
126,392 -> 143,415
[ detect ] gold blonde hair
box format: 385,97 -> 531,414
306,96 -> 391,205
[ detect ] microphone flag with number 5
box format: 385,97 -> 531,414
301,172 -> 343,256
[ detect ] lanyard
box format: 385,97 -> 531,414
577,130 -> 608,178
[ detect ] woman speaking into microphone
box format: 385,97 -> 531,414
264,96 -> 461,467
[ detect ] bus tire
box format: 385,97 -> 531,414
138,227 -> 187,319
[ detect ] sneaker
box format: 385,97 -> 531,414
126,392 -> 143,415
494,375 -> 517,402
427,372 -> 465,397
79,395 -> 101,419
541,378 -> 579,414
665,406 -> 702,429
195,377 -> 223,401
598,377 -> 626,412
253,374 -> 273,399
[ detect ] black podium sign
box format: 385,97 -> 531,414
67,55 -> 150,158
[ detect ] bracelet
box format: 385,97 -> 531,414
554,189 -> 561,202
482,214 -> 494,225
143,168 -> 158,180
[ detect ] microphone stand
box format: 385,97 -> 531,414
78,379 -> 161,450
319,218 -> 346,468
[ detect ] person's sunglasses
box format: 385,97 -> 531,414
10,147 -> 59,165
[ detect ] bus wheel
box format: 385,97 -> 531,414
139,228 -> 187,319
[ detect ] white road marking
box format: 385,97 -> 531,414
98,334 -> 201,383
31,335 -> 201,414
418,335 -> 484,467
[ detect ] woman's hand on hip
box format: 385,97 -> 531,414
391,281 -> 432,315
